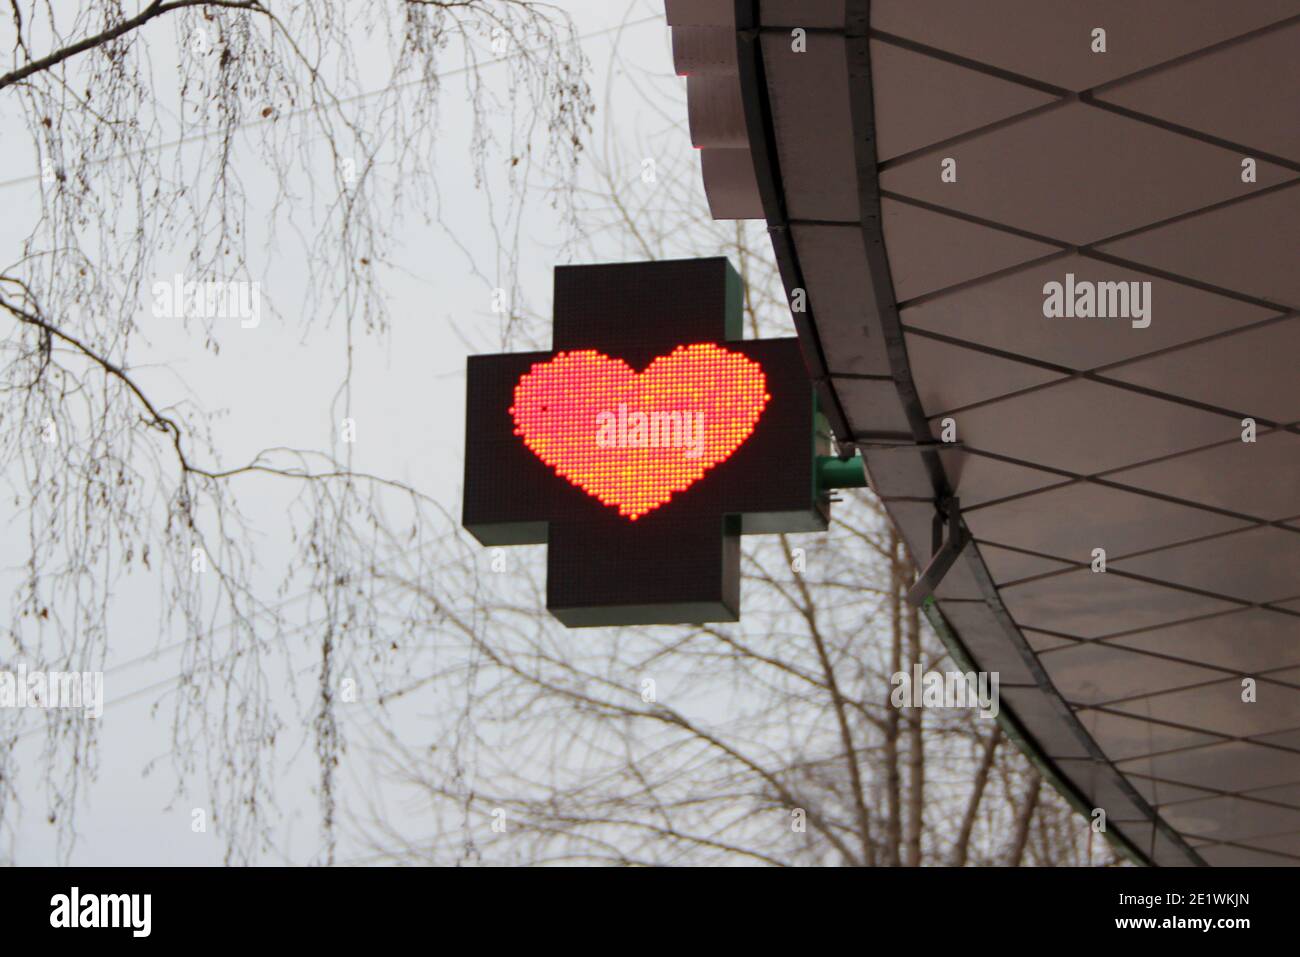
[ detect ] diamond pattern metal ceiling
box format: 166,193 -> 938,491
672,0 -> 1300,864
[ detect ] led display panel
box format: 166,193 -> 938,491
463,258 -> 827,627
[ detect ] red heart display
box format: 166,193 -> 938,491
511,343 -> 770,519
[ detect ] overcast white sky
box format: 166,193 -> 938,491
1,0 -> 711,865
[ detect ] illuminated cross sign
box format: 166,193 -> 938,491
463,258 -> 827,627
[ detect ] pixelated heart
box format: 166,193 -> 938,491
510,343 -> 770,519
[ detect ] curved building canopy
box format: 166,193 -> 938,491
669,0 -> 1300,865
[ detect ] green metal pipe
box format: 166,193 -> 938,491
816,454 -> 867,491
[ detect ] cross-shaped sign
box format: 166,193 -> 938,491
463,257 -> 827,627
